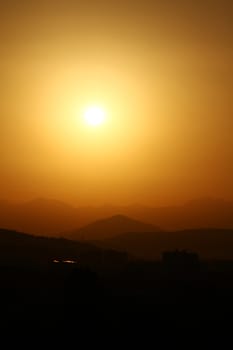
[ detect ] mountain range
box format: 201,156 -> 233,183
0,228 -> 99,265
1,225 -> 233,262
0,197 -> 233,236
94,228 -> 233,260
67,214 -> 161,240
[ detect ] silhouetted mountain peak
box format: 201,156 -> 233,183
69,214 -> 161,240
0,198 -> 233,236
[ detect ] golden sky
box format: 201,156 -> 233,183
0,0 -> 233,206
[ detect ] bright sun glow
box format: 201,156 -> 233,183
84,106 -> 106,126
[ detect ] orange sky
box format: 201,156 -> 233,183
0,0 -> 232,206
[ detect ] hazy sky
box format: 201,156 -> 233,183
0,0 -> 232,205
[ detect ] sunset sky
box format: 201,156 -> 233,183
0,0 -> 232,206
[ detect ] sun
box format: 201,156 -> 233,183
83,106 -> 106,126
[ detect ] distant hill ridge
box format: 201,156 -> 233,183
0,197 -> 233,235
1,227 -> 233,262
0,228 -> 99,264
95,228 -> 233,260
68,214 -> 161,240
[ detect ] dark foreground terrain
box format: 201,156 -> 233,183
0,260 -> 233,343
0,228 -> 232,344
